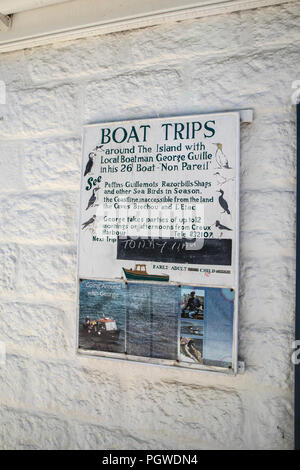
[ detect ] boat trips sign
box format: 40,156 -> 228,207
77,112 -> 240,371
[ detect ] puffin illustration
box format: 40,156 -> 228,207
217,189 -> 230,214
86,187 -> 100,210
84,152 -> 96,176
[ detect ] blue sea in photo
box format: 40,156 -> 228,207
79,279 -> 180,359
203,287 -> 234,366
126,282 -> 179,360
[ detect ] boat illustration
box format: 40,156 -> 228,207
83,314 -> 120,342
122,264 -> 169,282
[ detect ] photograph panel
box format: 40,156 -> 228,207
78,279 -> 126,353
126,282 -> 179,360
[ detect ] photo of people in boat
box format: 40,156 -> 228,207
179,287 -> 205,364
79,279 -> 126,353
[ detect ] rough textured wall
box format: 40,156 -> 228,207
0,2 -> 298,450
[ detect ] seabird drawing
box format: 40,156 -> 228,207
84,152 -> 96,177
214,172 -> 235,186
86,187 -> 100,210
82,214 -> 96,230
217,189 -> 231,214
215,220 -> 232,238
213,143 -> 231,169
214,172 -> 227,186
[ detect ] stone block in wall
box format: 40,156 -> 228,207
240,190 -> 295,235
0,85 -> 80,138
251,2 -> 300,49
0,191 -> 78,244
0,301 -> 71,355
23,138 -> 81,190
238,325 -> 294,390
26,33 -> 131,83
18,244 -> 76,300
0,244 -> 19,297
0,141 -> 25,192
0,50 -> 31,90
84,69 -> 183,123
117,378 -> 244,449
241,391 -> 293,450
240,111 -> 296,192
240,231 -> 294,261
188,45 -> 300,111
0,405 -> 71,450
239,256 -> 295,327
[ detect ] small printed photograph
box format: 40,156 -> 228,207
202,287 -> 235,368
181,287 -> 204,320
78,279 -> 126,353
180,336 -> 203,364
180,318 -> 204,338
126,283 -> 179,360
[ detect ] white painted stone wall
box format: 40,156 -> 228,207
0,1 -> 298,450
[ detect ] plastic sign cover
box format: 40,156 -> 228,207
77,112 -> 239,371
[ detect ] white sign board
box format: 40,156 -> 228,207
79,112 -> 239,287
77,112 -> 240,371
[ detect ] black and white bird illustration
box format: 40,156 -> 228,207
215,220 -> 232,237
217,189 -> 231,214
82,214 -> 96,230
86,187 -> 100,210
213,143 -> 231,169
214,172 -> 235,186
94,145 -> 104,152
84,152 -> 96,176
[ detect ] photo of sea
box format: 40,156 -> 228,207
78,279 -> 126,353
126,282 -> 179,360
79,279 -> 180,359
203,287 -> 235,367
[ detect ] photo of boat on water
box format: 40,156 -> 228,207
78,279 -> 126,353
79,279 -> 179,359
180,318 -> 204,337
